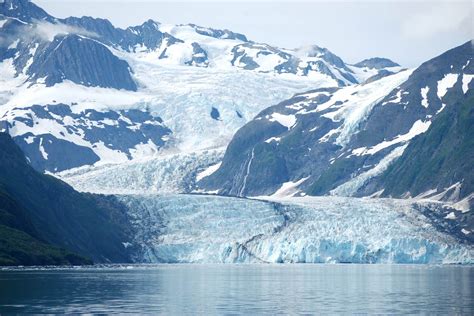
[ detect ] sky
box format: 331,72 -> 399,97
34,0 -> 473,67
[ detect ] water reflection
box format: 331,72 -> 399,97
0,265 -> 473,314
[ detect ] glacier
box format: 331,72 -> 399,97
58,148 -> 224,194
118,194 -> 473,264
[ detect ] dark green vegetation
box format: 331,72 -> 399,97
0,224 -> 91,266
381,92 -> 474,200
0,133 -> 132,266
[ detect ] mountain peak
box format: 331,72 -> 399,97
0,0 -> 53,22
187,23 -> 248,41
141,19 -> 160,29
354,57 -> 400,69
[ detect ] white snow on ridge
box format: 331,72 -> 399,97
332,70 -> 413,146
158,24 -> 241,68
1,56 -> 325,157
0,80 -> 143,116
306,70 -> 413,146
107,50 -> 333,152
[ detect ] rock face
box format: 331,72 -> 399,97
230,43 -> 359,86
27,35 -> 138,90
62,17 -> 183,53
2,0 -> 400,174
0,133 -> 133,264
2,105 -> 171,172
185,42 -> 209,67
1,0 -> 385,88
199,41 -> 473,208
378,92 -> 474,205
188,23 -> 248,41
0,13 -> 138,91
354,57 -> 400,69
0,0 -> 54,23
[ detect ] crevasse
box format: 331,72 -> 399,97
119,194 -> 473,264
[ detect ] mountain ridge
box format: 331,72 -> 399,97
199,40 -> 473,215
0,132 -> 134,264
0,0 -> 403,173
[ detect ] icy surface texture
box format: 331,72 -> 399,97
59,148 -> 224,194
119,194 -> 473,264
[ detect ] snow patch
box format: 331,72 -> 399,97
352,120 -> 431,156
437,73 -> 459,99
264,136 -> 281,144
301,70 -> 413,146
462,74 -> 473,94
270,177 -> 309,198
444,212 -> 456,220
331,145 -> 407,196
451,193 -> 473,213
269,113 -> 296,129
421,86 -> 429,108
196,162 -> 222,181
38,138 -> 48,160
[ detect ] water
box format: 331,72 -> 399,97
0,264 -> 473,314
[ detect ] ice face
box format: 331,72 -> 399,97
119,194 -> 473,264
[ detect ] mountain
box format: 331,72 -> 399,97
0,0 -> 387,83
28,34 -> 138,90
0,0 -> 53,23
0,0 -> 404,173
2,127 -> 471,265
0,133 -> 133,265
377,92 -> 473,208
354,57 -> 400,69
3,104 -> 171,172
0,0 -> 472,265
198,41 -> 473,212
0,188 -> 91,266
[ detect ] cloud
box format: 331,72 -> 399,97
0,18 -> 99,49
401,1 -> 473,39
31,20 -> 98,41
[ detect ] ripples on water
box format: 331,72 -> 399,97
0,264 -> 473,314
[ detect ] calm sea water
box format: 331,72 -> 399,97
0,264 -> 473,314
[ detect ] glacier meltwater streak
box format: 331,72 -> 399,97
118,194 -> 473,264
